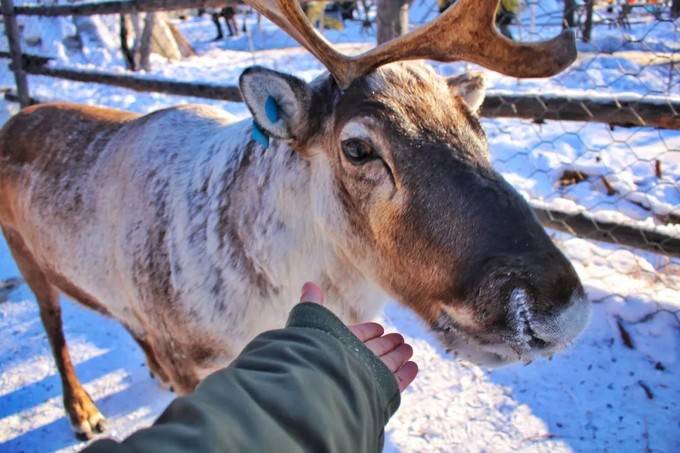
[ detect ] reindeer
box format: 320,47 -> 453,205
0,0 -> 590,439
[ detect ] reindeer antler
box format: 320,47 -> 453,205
246,0 -> 577,88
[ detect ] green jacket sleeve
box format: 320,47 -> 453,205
84,303 -> 400,453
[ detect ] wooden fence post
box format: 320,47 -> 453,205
1,0 -> 30,107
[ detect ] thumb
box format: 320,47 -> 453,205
300,281 -> 325,305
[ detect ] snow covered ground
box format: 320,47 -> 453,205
1,233 -> 679,453
0,1 -> 679,452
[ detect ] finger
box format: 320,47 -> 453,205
300,281 -> 324,305
394,361 -> 418,392
348,322 -> 384,342
364,333 -> 404,357
380,343 -> 414,372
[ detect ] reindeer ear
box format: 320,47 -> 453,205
446,72 -> 486,114
239,66 -> 312,141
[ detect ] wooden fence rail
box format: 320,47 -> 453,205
482,93 -> 680,130
534,207 -> 680,259
23,62 -> 244,102
14,0 -> 234,16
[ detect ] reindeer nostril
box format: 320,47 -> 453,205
529,336 -> 550,349
525,322 -> 551,350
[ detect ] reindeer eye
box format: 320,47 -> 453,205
341,139 -> 374,165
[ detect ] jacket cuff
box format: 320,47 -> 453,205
286,302 -> 401,421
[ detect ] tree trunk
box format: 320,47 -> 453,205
563,0 -> 576,28
377,0 -> 409,44
120,12 -> 194,71
166,21 -> 196,58
138,12 -> 155,71
582,0 -> 594,42
672,0 -> 680,19
120,14 -> 135,70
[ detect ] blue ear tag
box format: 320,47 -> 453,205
252,122 -> 270,148
251,96 -> 280,149
265,96 -> 280,122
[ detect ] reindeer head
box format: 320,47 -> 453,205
239,0 -> 590,366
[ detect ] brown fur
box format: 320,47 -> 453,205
0,104 -> 137,228
0,103 -> 137,166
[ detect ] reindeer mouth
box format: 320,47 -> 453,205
432,288 -> 581,367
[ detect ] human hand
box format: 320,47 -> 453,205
300,282 -> 418,392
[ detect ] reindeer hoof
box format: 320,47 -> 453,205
74,412 -> 107,440
68,391 -> 107,440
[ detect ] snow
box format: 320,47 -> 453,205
1,1 -> 679,452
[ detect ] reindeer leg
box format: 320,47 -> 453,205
3,229 -> 106,439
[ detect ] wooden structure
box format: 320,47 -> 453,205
481,92 -> 680,130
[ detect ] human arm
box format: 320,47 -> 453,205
84,285 -> 416,453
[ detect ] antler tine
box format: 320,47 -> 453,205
348,0 -> 577,85
246,0 -> 577,89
